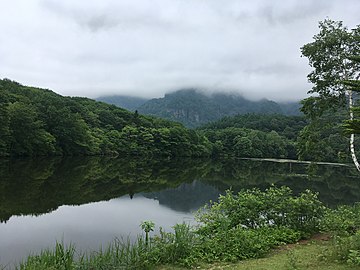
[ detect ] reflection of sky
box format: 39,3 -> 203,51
0,195 -> 194,267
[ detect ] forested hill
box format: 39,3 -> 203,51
136,89 -> 301,128
0,79 -> 211,157
199,113 -> 307,140
198,114 -> 308,159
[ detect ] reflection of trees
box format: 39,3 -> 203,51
1,157 -> 360,223
200,159 -> 360,207
0,157 -> 210,223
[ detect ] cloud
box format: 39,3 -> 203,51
258,0 -> 331,25
0,0 -> 359,101
41,1 -> 121,32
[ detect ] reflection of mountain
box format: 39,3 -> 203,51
1,157 -> 360,223
143,180 -> 220,212
0,157 -> 206,223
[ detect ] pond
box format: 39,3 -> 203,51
0,157 -> 359,267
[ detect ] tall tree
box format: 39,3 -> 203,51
301,19 -> 360,170
343,55 -> 360,134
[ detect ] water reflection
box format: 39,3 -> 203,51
1,195 -> 193,267
0,157 -> 360,266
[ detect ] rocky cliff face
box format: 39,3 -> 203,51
137,89 -> 299,128
170,109 -> 200,123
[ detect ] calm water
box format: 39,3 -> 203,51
1,157 -> 360,267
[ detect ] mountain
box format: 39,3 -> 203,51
96,95 -> 149,111
278,102 -> 302,116
137,89 -> 301,128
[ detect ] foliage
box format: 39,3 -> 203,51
195,226 -> 301,262
140,220 -> 155,246
197,113 -> 309,159
321,203 -> 360,267
140,221 -> 155,234
300,19 -> 360,118
321,233 -> 360,267
199,113 -> 307,140
343,55 -> 360,135
0,79 -> 211,157
146,223 -> 198,267
201,127 -> 294,159
296,108 -> 356,162
197,186 -> 325,239
299,19 -> 360,164
321,204 -> 360,236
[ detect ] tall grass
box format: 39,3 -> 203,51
17,223 -> 197,269
18,237 -> 152,270
18,242 -> 75,270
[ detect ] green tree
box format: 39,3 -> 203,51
8,102 -> 56,155
344,55 -> 360,135
140,220 -> 155,246
0,89 -> 10,155
301,19 -> 360,169
233,136 -> 254,157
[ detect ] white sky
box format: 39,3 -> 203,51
0,0 -> 359,101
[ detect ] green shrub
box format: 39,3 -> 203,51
147,223 -> 198,267
196,226 -> 301,262
194,186 -> 324,262
197,186 -> 325,238
322,232 -> 360,266
321,203 -> 360,235
321,204 -> 360,267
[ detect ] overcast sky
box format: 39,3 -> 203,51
0,0 -> 359,101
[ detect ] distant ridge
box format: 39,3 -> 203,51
97,89 -> 301,128
136,89 -> 301,128
96,95 -> 149,111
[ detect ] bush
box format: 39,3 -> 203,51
194,186 -> 324,262
320,203 -> 360,267
146,223 -> 198,267
197,186 -> 325,238
322,232 -> 360,266
321,203 -> 360,235
196,226 -> 301,262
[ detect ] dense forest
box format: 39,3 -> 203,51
198,114 -> 307,159
198,111 -> 358,162
0,79 -> 211,157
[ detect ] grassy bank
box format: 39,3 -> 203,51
9,186 -> 360,269
159,239 -> 360,270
